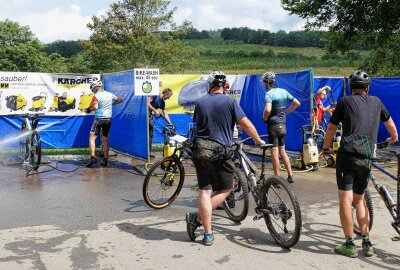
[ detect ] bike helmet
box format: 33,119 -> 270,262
262,71 -> 275,84
90,80 -> 103,90
349,70 -> 370,90
207,71 -> 227,85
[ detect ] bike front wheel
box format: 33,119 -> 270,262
262,176 -> 302,248
29,131 -> 41,170
352,188 -> 373,235
223,167 -> 249,222
19,124 -> 29,161
142,156 -> 185,209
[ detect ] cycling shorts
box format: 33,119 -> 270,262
336,151 -> 371,195
90,118 -> 111,137
268,123 -> 286,147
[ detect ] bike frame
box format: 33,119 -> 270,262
370,153 -> 400,230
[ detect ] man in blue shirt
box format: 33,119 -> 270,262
185,71 -> 265,246
262,71 -> 300,183
147,88 -> 173,156
86,80 -> 122,167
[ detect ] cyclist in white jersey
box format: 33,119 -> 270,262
86,80 -> 122,167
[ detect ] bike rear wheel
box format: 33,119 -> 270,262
223,167 -> 249,222
262,176 -> 302,248
29,131 -> 41,170
143,156 -> 185,209
352,188 -> 374,235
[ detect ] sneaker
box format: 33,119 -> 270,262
334,243 -> 358,258
100,158 -> 108,167
202,233 -> 214,246
287,175 -> 295,184
85,157 -> 97,168
362,240 -> 375,257
186,212 -> 201,241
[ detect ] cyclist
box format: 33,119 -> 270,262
86,80 -> 123,167
147,88 -> 173,157
186,71 -> 265,246
322,70 -> 398,257
262,71 -> 300,183
313,86 -> 335,125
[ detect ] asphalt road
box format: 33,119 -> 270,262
0,156 -> 399,270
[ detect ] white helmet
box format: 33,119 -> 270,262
207,71 -> 227,85
262,71 -> 275,84
90,80 -> 103,90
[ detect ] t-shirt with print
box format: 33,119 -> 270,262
265,87 -> 294,125
92,90 -> 118,119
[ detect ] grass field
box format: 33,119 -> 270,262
184,39 -> 359,76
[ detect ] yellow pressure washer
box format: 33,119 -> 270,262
29,92 -> 47,112
78,92 -> 94,111
49,92 -> 76,112
5,94 -> 27,111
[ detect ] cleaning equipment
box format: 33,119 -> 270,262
325,123 -> 343,167
5,94 -> 27,111
297,125 -> 319,170
78,92 -> 94,111
49,92 -> 76,112
161,124 -> 180,169
29,92 -> 47,112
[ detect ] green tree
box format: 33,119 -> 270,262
83,0 -> 197,73
0,19 -> 66,72
45,40 -> 83,58
281,0 -> 400,75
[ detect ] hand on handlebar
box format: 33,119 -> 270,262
387,137 -> 398,145
255,139 -> 266,146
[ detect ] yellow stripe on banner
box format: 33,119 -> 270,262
57,84 -> 88,89
160,74 -> 201,114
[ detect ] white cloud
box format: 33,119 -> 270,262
0,0 -> 306,42
19,5 -> 92,43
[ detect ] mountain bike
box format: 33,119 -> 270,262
142,125 -> 195,209
352,142 -> 400,239
224,136 -> 302,248
15,113 -> 42,170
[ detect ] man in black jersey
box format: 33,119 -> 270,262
323,71 -> 398,257
185,71 -> 265,246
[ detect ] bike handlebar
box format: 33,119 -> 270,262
9,113 -> 44,118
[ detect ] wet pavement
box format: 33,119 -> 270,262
0,155 -> 399,269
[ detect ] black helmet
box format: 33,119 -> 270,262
207,71 -> 226,85
349,70 -> 370,90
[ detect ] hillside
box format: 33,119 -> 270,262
183,38 -> 360,76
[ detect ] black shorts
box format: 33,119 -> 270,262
268,123 -> 286,147
193,158 -> 234,191
336,151 -> 371,195
90,118 -> 111,137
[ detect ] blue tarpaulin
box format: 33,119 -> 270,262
103,71 -> 148,160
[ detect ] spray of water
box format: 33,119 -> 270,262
0,112 -> 82,148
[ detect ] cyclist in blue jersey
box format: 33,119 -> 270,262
262,71 -> 300,183
147,88 -> 173,156
86,80 -> 123,167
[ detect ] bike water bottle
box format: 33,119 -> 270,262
248,172 -> 257,188
380,185 -> 395,208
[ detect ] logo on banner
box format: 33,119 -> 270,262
134,68 -> 159,96
0,83 -> 9,89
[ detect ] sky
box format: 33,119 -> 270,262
0,0 -> 306,43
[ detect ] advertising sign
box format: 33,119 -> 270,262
0,72 -> 100,116
134,68 -> 160,96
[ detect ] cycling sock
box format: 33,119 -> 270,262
345,236 -> 355,246
362,234 -> 370,242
